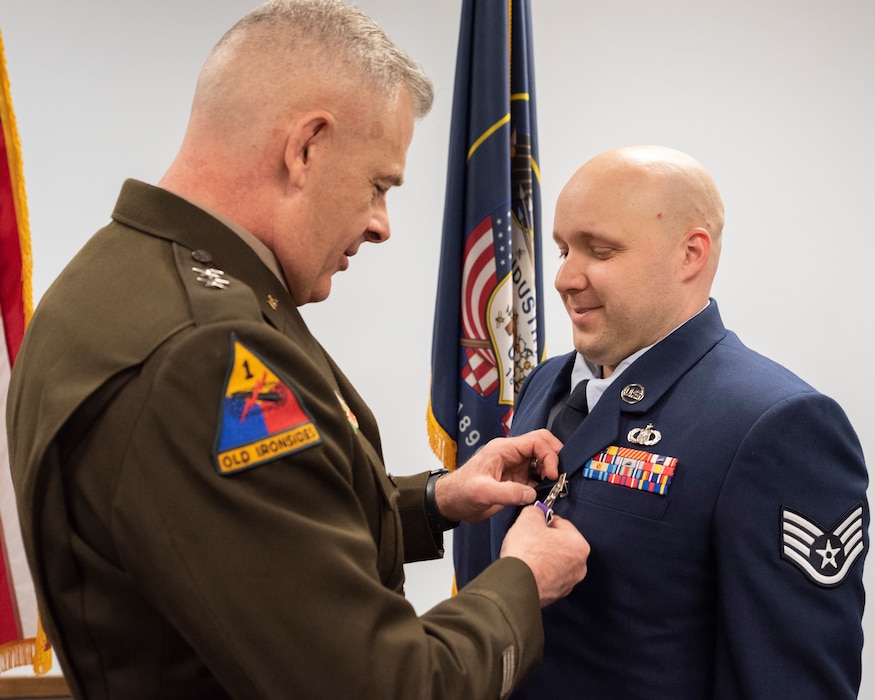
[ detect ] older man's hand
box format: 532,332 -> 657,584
434,429 -> 562,523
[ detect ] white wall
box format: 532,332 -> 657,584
2,0 -> 872,694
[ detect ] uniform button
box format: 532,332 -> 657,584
192,249 -> 213,264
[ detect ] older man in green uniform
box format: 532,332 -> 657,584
6,2 -> 589,699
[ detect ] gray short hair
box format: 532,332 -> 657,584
214,0 -> 434,118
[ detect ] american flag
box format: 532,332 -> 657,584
0,26 -> 52,674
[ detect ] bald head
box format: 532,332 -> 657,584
569,145 -> 724,255
553,146 -> 725,373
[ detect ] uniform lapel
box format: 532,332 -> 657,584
559,301 -> 728,476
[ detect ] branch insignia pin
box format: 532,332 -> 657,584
192,266 -> 230,290
620,383 -> 645,404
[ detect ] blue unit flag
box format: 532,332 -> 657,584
427,0 -> 544,588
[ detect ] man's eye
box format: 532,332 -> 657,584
592,248 -> 614,260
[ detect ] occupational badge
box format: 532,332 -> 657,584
780,503 -> 865,587
627,423 -> 662,446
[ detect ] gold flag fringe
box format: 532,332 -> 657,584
32,613 -> 51,675
0,625 -> 50,674
426,397 -> 457,471
0,28 -> 34,324
0,28 -> 49,676
0,638 -> 35,673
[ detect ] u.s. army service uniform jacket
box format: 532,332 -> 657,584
8,179 -> 542,700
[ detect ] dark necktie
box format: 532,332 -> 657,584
550,380 -> 589,441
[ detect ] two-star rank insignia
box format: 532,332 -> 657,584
213,335 -> 322,475
781,503 -> 865,587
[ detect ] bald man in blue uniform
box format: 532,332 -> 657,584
484,145 -> 868,698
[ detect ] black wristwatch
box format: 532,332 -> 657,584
424,469 -> 460,532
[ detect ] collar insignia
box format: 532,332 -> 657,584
192,266 -> 230,289
620,383 -> 645,404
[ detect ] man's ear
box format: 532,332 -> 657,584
285,111 -> 332,187
680,227 -> 711,281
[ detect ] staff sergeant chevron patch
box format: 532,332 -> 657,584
780,503 -> 865,587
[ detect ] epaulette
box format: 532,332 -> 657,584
172,242 -> 263,327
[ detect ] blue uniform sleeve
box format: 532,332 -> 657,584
712,392 -> 868,698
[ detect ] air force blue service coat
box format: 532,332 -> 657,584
488,301 -> 868,699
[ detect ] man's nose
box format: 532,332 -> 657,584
365,204 -> 391,243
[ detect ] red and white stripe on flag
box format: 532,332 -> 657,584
2,313 -> 36,646
1,26 -> 50,674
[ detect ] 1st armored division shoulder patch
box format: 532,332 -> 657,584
213,334 -> 322,475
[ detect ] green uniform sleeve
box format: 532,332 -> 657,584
90,321 -> 544,699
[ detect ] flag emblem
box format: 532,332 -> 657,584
460,204 -> 538,407
781,504 -> 865,587
213,336 -> 322,475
